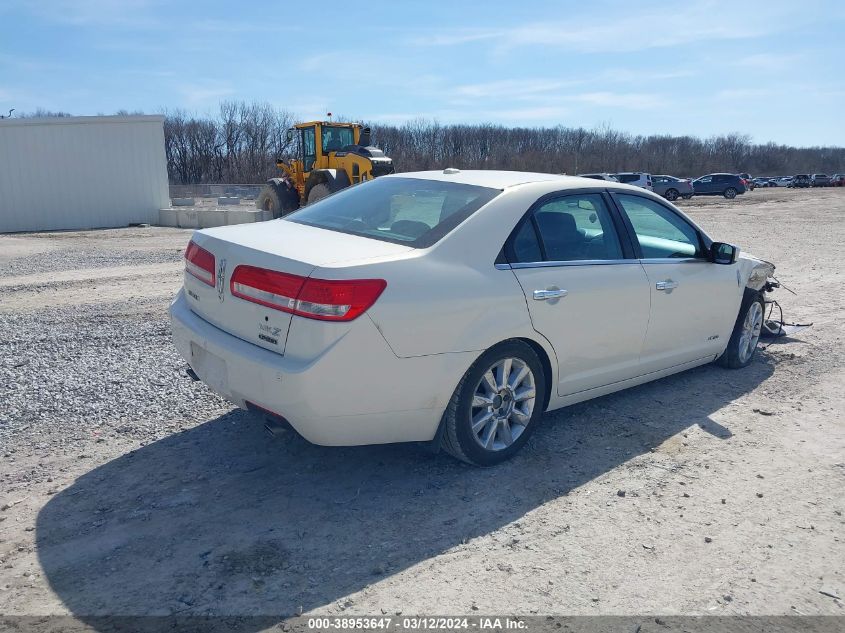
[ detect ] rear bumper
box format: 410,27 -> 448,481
169,290 -> 474,446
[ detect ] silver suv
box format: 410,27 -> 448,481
612,172 -> 653,191
577,173 -> 618,182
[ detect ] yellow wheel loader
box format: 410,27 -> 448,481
256,121 -> 395,217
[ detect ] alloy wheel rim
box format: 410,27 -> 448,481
470,357 -> 536,452
738,302 -> 763,363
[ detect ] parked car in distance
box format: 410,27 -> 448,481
752,178 -> 774,188
774,177 -> 793,187
613,172 -> 653,191
739,173 -> 754,190
171,169 -> 776,465
831,174 -> 845,187
652,175 -> 694,201
790,174 -> 811,188
692,173 -> 747,199
811,174 -> 831,187
577,173 -> 618,182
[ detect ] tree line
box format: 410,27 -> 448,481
16,102 -> 845,182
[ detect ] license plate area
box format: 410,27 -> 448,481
190,341 -> 229,394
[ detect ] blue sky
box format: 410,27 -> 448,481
1,0 -> 843,147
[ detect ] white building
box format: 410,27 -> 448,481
0,115 -> 170,233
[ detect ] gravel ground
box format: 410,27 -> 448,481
0,189 -> 843,623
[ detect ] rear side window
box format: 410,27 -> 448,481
616,194 -> 704,259
510,220 -> 543,263
508,194 -> 623,263
287,177 -> 500,247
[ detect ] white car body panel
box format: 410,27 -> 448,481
510,263 -> 651,396
637,259 -> 741,372
170,170 -> 774,447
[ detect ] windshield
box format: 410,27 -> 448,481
286,177 -> 500,247
321,126 -> 355,152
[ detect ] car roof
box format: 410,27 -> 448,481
382,169 -> 667,195
386,169 -> 590,189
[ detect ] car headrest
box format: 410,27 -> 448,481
390,219 -> 431,239
535,212 -> 579,241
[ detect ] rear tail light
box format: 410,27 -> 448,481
185,240 -> 215,286
230,265 -> 386,322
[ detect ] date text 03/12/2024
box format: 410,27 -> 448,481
306,617 -> 528,630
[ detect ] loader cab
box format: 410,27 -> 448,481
291,122 -> 361,174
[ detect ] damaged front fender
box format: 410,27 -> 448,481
737,253 -> 776,291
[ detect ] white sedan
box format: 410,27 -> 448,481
171,170 -> 775,465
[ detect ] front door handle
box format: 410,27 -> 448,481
533,288 -> 568,301
655,280 -> 679,291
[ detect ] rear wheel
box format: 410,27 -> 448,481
717,291 -> 764,369
441,341 -> 546,466
664,188 -> 679,201
306,182 -> 332,205
723,187 -> 737,199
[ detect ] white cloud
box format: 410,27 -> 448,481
713,88 -> 774,101
451,79 -> 581,100
13,0 -> 164,28
177,83 -> 235,106
566,92 -> 667,110
733,53 -> 804,71
483,106 -> 571,121
410,1 -> 800,54
190,19 -> 301,34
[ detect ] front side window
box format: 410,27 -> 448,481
616,194 -> 704,259
509,194 -> 623,263
287,177 -> 499,247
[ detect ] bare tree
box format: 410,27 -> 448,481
152,103 -> 845,183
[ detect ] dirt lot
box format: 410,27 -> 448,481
1,187 -> 843,622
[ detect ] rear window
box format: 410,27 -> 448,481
286,177 -> 500,248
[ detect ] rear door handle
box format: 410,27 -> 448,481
655,280 -> 679,291
533,288 -> 568,301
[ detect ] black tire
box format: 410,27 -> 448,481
664,188 -> 679,201
681,194 -> 693,200
717,290 -> 764,369
441,340 -> 547,466
723,187 -> 737,199
256,184 -> 298,218
306,182 -> 332,205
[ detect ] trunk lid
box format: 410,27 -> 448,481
183,220 -> 412,354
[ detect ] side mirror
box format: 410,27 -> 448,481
710,242 -> 739,265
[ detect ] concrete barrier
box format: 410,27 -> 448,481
172,197 -> 195,206
158,206 -> 270,228
158,208 -> 179,227
217,197 -> 241,206
199,209 -> 227,229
